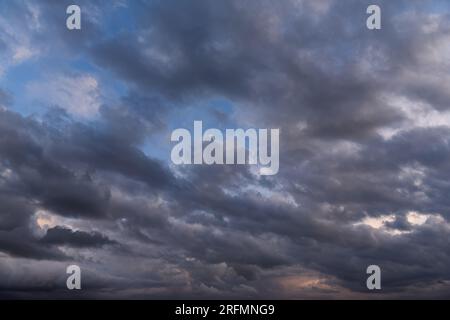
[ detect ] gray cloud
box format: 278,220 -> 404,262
1,0 -> 450,299
40,226 -> 116,248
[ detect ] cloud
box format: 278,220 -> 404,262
40,226 -> 116,248
2,0 -> 450,299
27,74 -> 102,118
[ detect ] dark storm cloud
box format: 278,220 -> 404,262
41,226 -> 116,248
0,109 -> 111,219
2,0 -> 450,299
49,121 -> 174,190
0,105 -> 176,214
90,0 -> 414,139
99,94 -> 166,145
0,227 -> 66,261
0,104 -> 172,260
0,195 -> 32,231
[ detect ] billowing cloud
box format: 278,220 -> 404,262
1,0 -> 450,299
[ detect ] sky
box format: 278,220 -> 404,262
1,0 -> 450,299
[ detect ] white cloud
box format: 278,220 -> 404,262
0,4 -> 41,76
356,214 -> 396,229
12,46 -> 35,63
27,74 -> 102,118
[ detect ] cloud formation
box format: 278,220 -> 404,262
1,0 -> 450,299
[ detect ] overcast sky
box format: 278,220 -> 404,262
1,0 -> 450,299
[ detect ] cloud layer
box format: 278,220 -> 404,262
1,0 -> 450,299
